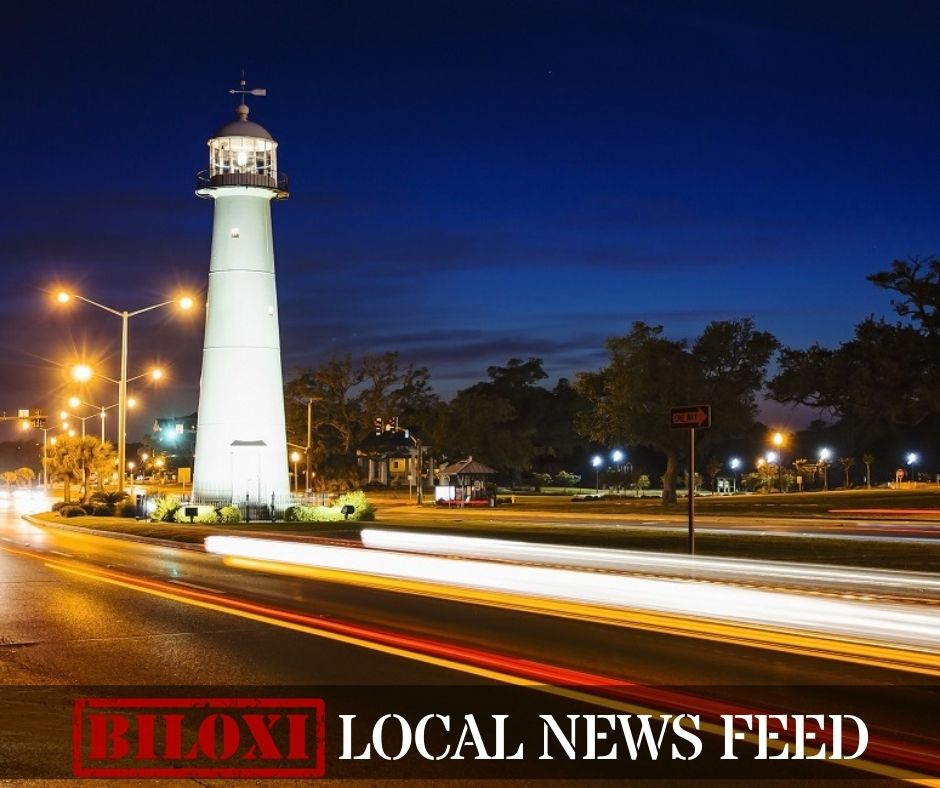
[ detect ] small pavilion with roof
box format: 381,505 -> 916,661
435,456 -> 499,506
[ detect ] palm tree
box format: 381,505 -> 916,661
862,453 -> 874,489
14,467 -> 35,487
46,438 -> 80,503
839,457 -> 856,489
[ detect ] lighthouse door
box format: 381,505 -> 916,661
230,441 -> 265,502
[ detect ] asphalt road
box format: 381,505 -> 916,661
0,508 -> 938,780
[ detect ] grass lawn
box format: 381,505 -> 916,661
30,493 -> 940,572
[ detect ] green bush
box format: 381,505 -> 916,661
284,491 -> 375,522
51,501 -> 68,512
151,495 -> 181,522
335,490 -> 376,521
217,505 -> 242,523
60,505 -> 87,517
90,503 -> 113,516
173,505 -> 220,524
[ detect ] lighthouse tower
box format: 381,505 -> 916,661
192,86 -> 290,504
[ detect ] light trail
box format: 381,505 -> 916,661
204,535 -> 940,668
1,544 -> 931,782
360,529 -> 940,596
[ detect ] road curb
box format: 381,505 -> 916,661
21,514 -> 206,552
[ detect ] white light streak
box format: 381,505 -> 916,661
204,534 -> 940,652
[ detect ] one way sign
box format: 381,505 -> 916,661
670,405 -> 711,429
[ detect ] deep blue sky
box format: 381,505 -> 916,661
3,1 -> 940,438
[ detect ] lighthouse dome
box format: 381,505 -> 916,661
199,103 -> 287,196
212,104 -> 274,140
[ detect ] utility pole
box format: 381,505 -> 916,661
305,398 -> 313,495
415,437 -> 424,505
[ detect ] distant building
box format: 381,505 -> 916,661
356,429 -> 416,487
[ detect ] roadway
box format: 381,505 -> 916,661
0,508 -> 938,780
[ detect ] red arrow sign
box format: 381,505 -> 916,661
670,405 -> 711,429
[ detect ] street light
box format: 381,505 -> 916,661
729,457 -> 741,493
771,431 -> 786,493
290,450 -> 301,493
56,289 -> 193,493
68,395 -> 122,442
907,452 -> 920,487
819,447 -> 832,490
591,455 -> 602,492
22,422 -> 58,490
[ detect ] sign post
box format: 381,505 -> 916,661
670,405 -> 711,555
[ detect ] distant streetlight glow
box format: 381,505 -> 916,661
56,288 -> 192,493
290,450 -> 302,493
71,364 -> 93,382
729,457 -> 741,493
819,447 -> 832,490
611,449 -> 624,463
907,452 -> 920,486
591,454 -> 603,492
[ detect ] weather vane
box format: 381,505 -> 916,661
229,71 -> 267,102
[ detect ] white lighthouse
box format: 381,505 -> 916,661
192,85 -> 290,505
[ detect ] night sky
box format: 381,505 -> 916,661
4,1 -> 940,438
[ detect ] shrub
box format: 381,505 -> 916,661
60,505 -> 87,518
89,490 -> 130,506
173,505 -> 220,524
217,505 -> 242,524
334,490 -> 375,521
151,495 -> 181,522
51,501 -> 69,512
272,493 -> 374,523
114,501 -> 138,518
90,503 -> 114,517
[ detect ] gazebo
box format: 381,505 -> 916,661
435,456 -> 498,506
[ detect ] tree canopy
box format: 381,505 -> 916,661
770,258 -> 940,431
575,320 -> 778,503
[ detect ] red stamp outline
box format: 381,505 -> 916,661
73,697 -> 325,778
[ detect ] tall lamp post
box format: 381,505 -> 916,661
729,457 -> 741,493
67,396 -> 123,442
772,431 -> 786,493
819,447 -> 831,491
591,455 -> 602,492
21,420 -> 57,490
56,291 -> 192,494
907,452 -> 920,487
290,451 -> 301,494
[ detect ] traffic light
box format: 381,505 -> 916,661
32,417 -> 46,428
374,416 -> 382,436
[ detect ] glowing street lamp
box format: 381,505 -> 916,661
729,457 -> 741,492
591,454 -> 603,492
68,395 -> 120,442
819,447 -> 832,490
56,289 -> 193,493
771,432 -> 786,493
907,452 -> 920,486
290,450 -> 301,493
